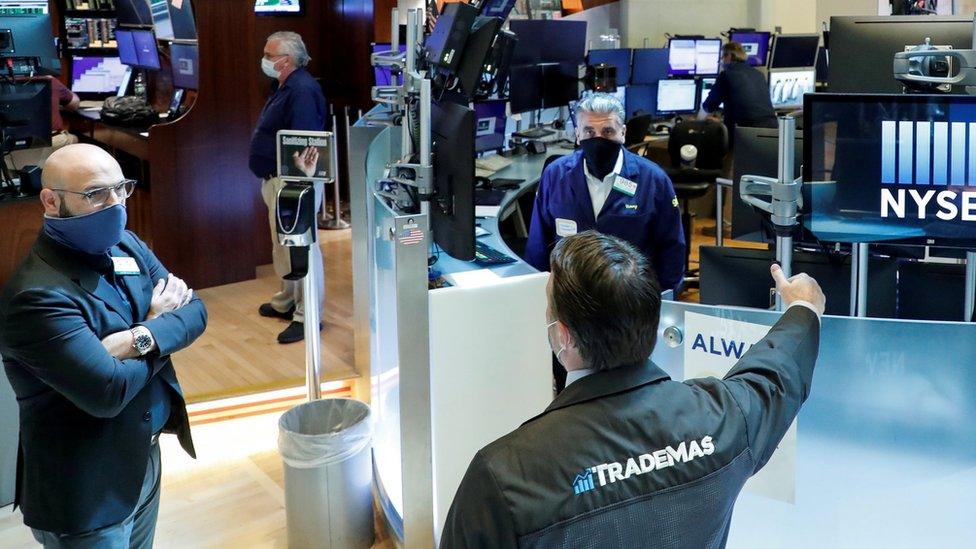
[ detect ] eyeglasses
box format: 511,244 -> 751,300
52,179 -> 137,208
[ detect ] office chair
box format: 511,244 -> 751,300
624,114 -> 654,148
663,119 -> 729,287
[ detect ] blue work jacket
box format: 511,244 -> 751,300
524,149 -> 686,291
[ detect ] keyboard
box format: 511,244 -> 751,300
78,100 -> 104,110
514,127 -> 555,139
475,154 -> 513,177
473,241 -> 516,265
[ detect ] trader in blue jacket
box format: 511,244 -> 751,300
0,144 -> 207,547
525,93 -> 686,292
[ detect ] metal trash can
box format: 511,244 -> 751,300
278,398 -> 374,549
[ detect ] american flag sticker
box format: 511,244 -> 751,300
398,228 -> 424,246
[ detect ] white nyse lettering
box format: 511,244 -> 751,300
881,188 -> 905,218
937,192 -> 959,221
964,192 -> 976,222
908,189 -> 936,219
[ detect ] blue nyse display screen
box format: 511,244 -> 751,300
804,93 -> 976,248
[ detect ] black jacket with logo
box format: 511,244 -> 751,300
440,306 -> 820,548
702,61 -> 778,140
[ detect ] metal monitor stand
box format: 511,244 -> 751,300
849,243 -> 869,318
739,115 -> 802,312
965,251 -> 976,322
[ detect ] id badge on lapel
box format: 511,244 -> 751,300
112,256 -> 140,276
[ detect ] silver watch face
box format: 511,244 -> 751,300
135,334 -> 153,351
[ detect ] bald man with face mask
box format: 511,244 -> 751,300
0,144 -> 207,548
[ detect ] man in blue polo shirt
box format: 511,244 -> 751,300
249,31 -> 327,344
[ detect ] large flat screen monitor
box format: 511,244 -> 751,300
656,78 -> 698,114
588,48 -> 632,86
631,48 -> 669,85
828,16 -> 973,94
540,61 -> 579,109
169,0 -> 196,40
769,33 -> 820,68
508,64 -> 542,114
70,56 -> 128,94
769,68 -> 814,109
668,38 -> 721,77
474,99 -> 506,153
698,76 -> 718,111
625,84 -> 655,119
150,0 -> 172,39
169,42 -> 198,90
115,28 -> 160,70
479,0 -> 517,20
431,100 -> 475,261
730,30 -> 771,67
0,14 -> 60,74
254,0 -> 303,15
509,20 -> 586,66
803,93 -> 976,248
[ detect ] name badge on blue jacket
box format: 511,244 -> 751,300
612,176 -> 638,197
111,256 -> 140,276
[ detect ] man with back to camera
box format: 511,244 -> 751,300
441,231 -> 824,548
525,93 -> 685,294
701,42 -> 778,143
0,143 -> 207,547
524,92 -> 686,392
249,30 -> 327,344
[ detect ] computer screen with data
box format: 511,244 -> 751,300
70,56 -> 127,94
668,38 -> 721,77
804,93 -> 976,248
729,31 -> 770,67
698,77 -> 718,110
656,79 -> 698,114
169,43 -> 198,90
769,69 -> 814,109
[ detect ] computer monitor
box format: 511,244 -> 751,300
667,38 -> 721,77
116,0 -> 152,26
803,93 -> 976,249
625,84 -> 655,119
656,79 -> 698,115
768,68 -> 814,109
168,0 -> 196,40
828,16 -> 973,94
479,0 -> 517,19
698,77 -> 718,111
769,33 -> 820,68
70,56 -> 128,95
474,99 -> 506,153
0,79 -> 51,150
254,0 -> 303,15
540,61 -> 579,109
732,126 -> 804,241
169,42 -> 198,90
631,48 -> 669,85
453,16 -> 503,98
373,42 -> 407,86
431,99 -> 475,261
150,0 -> 173,39
116,28 -> 160,70
729,30 -> 770,67
588,48 -> 632,86
508,64 -> 542,114
0,14 -> 60,75
509,20 -> 586,66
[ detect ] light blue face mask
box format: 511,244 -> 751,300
43,203 -> 127,256
546,320 -> 566,364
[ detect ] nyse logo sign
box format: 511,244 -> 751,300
880,121 -> 976,221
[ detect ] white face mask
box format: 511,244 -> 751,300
261,57 -> 281,79
546,320 -> 566,364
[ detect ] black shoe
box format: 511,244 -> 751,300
259,303 -> 294,320
277,321 -> 323,344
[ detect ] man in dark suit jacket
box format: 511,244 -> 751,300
702,42 -> 778,144
0,144 -> 207,547
441,231 -> 824,548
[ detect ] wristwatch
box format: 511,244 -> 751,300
130,326 -> 155,356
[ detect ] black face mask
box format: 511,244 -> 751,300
579,137 -> 622,180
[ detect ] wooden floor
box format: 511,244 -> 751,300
174,229 -> 356,403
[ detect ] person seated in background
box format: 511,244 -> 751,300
8,75 -> 80,170
441,231 -> 824,549
701,42 -> 777,144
